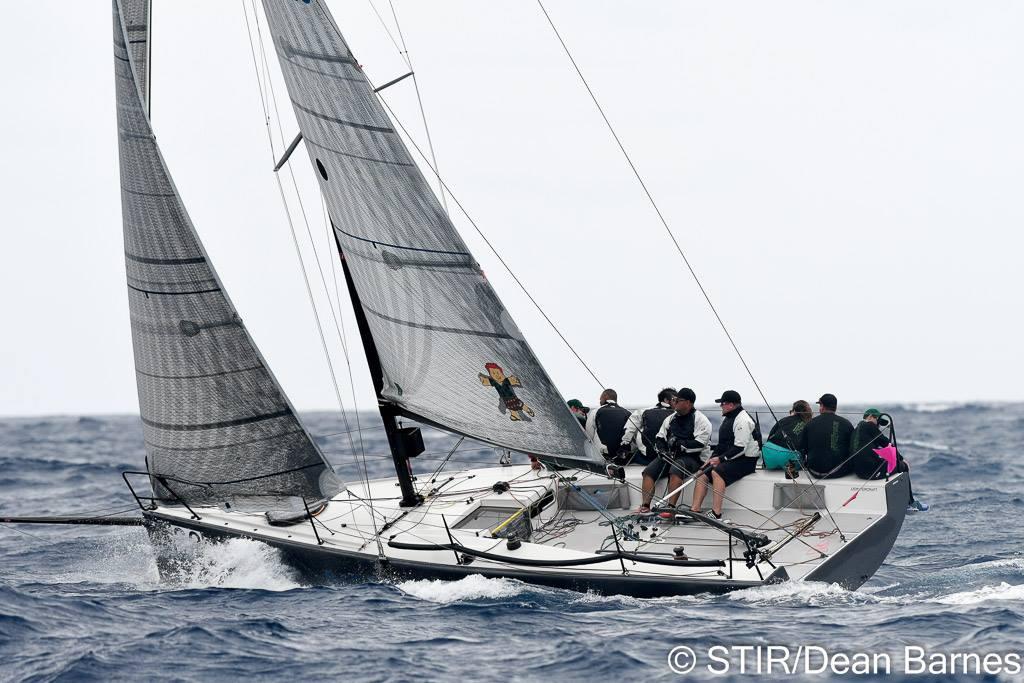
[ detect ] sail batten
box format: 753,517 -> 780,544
261,1 -> 600,466
113,0 -> 342,507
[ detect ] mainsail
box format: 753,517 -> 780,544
113,0 -> 342,507
120,0 -> 151,113
260,0 -> 600,465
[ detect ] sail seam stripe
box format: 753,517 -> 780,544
280,42 -> 357,66
144,428 -> 305,453
361,304 -> 515,340
302,136 -> 413,168
121,186 -> 175,198
277,52 -> 365,84
291,100 -> 394,134
147,460 -> 323,486
135,364 -> 264,380
127,284 -> 222,296
334,225 -> 469,256
141,409 -> 292,432
125,252 -> 206,266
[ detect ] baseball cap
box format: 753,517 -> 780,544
567,399 -> 584,410
674,387 -> 696,402
817,393 -> 838,410
714,390 -> 742,404
863,408 -> 881,418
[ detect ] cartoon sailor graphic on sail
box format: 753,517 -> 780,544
479,362 -> 535,421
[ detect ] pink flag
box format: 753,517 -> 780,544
873,444 -> 898,475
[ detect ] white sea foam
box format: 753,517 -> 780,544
53,531 -> 297,592
901,402 -> 967,413
166,538 -> 301,591
901,439 -> 952,452
935,582 -> 1024,605
397,574 -> 524,603
727,580 -> 884,605
56,529 -> 161,587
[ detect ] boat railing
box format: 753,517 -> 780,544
121,470 -> 204,520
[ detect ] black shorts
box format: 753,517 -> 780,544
643,455 -> 702,481
704,456 -> 756,486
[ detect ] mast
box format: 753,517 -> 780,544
335,234 -> 422,507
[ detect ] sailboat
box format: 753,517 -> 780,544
100,0 -> 910,597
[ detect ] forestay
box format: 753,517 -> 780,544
113,0 -> 342,507
260,0 -> 599,466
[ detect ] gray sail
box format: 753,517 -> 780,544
120,0 -> 151,112
260,1 -> 599,466
113,0 -> 342,507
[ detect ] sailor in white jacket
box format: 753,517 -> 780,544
690,390 -> 761,521
636,388 -> 712,513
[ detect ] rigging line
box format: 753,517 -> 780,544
247,4 -> 384,555
385,0 -> 449,215
250,4 -> 365,453
375,94 -> 605,390
241,1 -> 272,145
248,2 -> 358,437
418,436 -> 466,497
244,0 -> 357,457
366,0 -> 409,68
535,1 -> 776,419
322,196 -> 349,346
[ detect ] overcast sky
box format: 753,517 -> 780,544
1,1 -> 1022,417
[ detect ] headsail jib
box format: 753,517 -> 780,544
112,0 -> 342,508
261,0 -> 602,468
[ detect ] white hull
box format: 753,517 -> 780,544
144,464 -> 908,597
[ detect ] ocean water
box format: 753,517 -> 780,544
1,404 -> 1022,682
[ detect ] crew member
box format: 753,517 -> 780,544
798,393 -> 853,478
618,388 -> 676,466
651,387 -> 708,516
763,399 -> 813,471
585,389 -> 631,458
690,390 -> 760,521
566,399 -> 588,429
851,408 -> 928,511
635,388 -> 710,514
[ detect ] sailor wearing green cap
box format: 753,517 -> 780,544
566,399 -> 588,428
850,408 -> 891,478
851,408 -> 928,511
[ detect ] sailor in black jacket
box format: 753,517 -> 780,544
584,389 -> 631,459
798,393 -> 854,478
850,407 -> 927,510
618,388 -> 676,466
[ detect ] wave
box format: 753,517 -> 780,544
726,580 -> 889,606
396,574 -> 526,603
900,439 -> 952,452
898,402 -> 994,414
901,402 -> 967,413
935,582 -> 1024,605
158,538 -> 302,592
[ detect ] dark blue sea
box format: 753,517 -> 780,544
1,404 -> 1022,681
